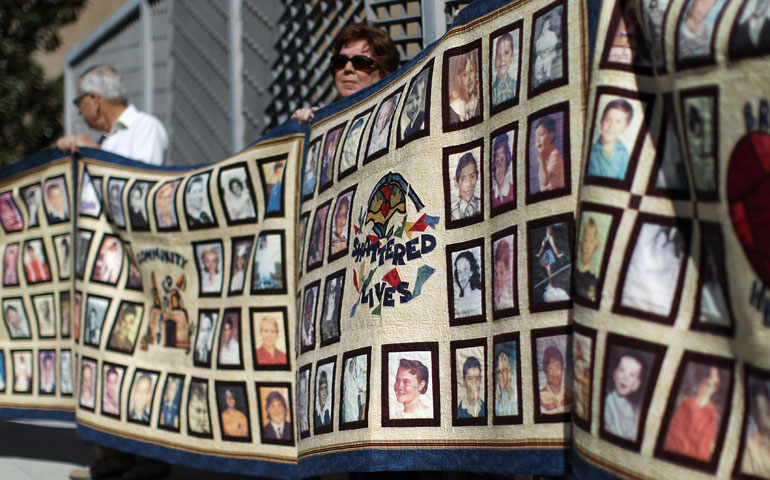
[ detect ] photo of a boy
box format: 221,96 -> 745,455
450,151 -> 481,220
588,98 -> 634,180
491,29 -> 519,106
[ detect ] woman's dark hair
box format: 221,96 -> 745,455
333,23 -> 400,75
454,250 -> 482,296
492,133 -> 512,176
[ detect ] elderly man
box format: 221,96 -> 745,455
57,65 -> 167,166
65,66 -> 170,480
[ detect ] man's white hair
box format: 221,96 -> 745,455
79,65 -> 128,104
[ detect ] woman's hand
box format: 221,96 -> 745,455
291,106 -> 319,124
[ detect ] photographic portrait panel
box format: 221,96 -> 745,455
647,94 -> 690,199
398,60 -> 434,146
655,352 -> 734,471
573,204 -> 622,308
60,291 -> 71,339
251,306 -> 290,370
74,291 -> 82,343
301,137 -> 322,201
228,235 -> 254,296
614,214 -> 691,323
79,169 -> 102,218
22,238 -> 52,284
123,242 -> 142,291
251,230 -> 286,295
492,332 -> 523,425
443,139 -> 484,230
101,362 -> 126,418
90,234 -> 124,285
314,357 -> 336,435
442,40 -> 483,132
153,179 -> 181,231
340,347 -> 371,430
106,301 -> 144,355
339,109 -> 373,180
75,229 -> 93,279
319,123 -> 346,193
43,175 -> 70,224
526,213 -> 574,313
3,297 -> 31,339
528,0 -> 568,97
194,240 -> 224,297
734,365 -> 770,479
38,350 -> 56,395
446,239 -> 486,326
106,177 -> 127,228
193,309 -> 219,368
187,378 -> 213,438
0,351 -> 5,392
257,155 -> 288,218
675,0 -> 729,69
451,339 -> 487,426
32,293 -> 56,338
681,87 -> 719,200
127,180 -> 154,232
641,0 -> 675,69
729,0 -> 770,60
217,308 -> 243,370
320,269 -> 345,347
600,0 -> 654,74
491,226 -> 518,319
297,365 -> 311,439
300,280 -> 320,354
573,324 -> 597,431
218,163 -> 258,224
257,382 -> 294,445
328,186 -> 356,263
296,212 -> 310,279
60,349 -> 73,395
92,176 -> 103,201
184,171 -> 218,230
79,357 -> 97,410
53,234 -> 72,280
0,191 -> 24,233
83,294 -> 111,348
382,342 -> 440,427
531,327 -> 572,423
158,374 -> 184,432
3,242 -> 19,287
490,123 -> 517,217
306,201 -> 331,272
215,381 -> 252,442
599,334 -> 667,451
525,103 -> 571,204
127,369 -> 160,425
585,88 -> 652,189
692,223 -> 735,335
490,21 -> 523,114
20,183 -> 42,228
365,88 -> 403,163
11,350 -> 33,394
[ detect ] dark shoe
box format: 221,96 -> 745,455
122,458 -> 170,480
69,456 -> 134,479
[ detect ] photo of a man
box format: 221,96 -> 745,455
43,177 -> 70,223
107,303 -> 143,353
127,180 -> 152,230
184,174 -> 216,228
314,363 -> 334,431
449,150 -> 482,221
187,380 -> 212,437
84,296 -> 110,347
39,351 -> 55,394
3,299 -> 31,339
33,294 -> 55,338
259,387 -> 293,443
128,372 -> 158,423
91,235 -> 123,285
23,239 -> 51,284
320,274 -> 343,344
455,347 -> 486,420
218,312 -> 241,367
159,376 -> 183,430
194,311 -> 218,366
20,183 -> 42,227
107,178 -> 126,227
101,365 -> 124,416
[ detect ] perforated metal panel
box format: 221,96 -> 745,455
66,0 -> 457,163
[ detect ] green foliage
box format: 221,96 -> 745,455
0,0 -> 86,165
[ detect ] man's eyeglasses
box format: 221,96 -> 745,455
72,92 -> 93,108
330,54 -> 381,72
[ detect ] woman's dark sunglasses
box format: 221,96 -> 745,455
330,54 -> 381,72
